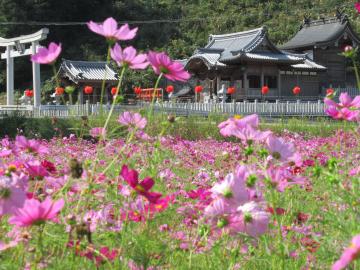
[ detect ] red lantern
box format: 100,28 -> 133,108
24,89 -> 33,97
292,86 -> 301,95
111,87 -> 117,96
166,85 -> 174,93
55,87 -> 64,96
261,85 -> 269,95
227,87 -> 235,95
134,87 -> 142,95
195,85 -> 203,93
84,86 -> 93,94
326,88 -> 334,96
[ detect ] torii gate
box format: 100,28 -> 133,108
0,28 -> 49,107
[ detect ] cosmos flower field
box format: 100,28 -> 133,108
0,112 -> 359,270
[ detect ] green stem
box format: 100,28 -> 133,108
69,93 -> 73,105
100,46 -> 111,113
102,66 -> 126,138
52,64 -> 60,87
36,224 -> 45,265
149,73 -> 163,119
352,59 -> 360,91
270,190 -> 286,270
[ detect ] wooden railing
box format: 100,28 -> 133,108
0,99 -> 329,118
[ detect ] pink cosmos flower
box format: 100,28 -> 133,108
120,165 -> 162,203
118,111 -> 147,129
147,51 -> 191,82
218,114 -> 259,137
266,136 -> 296,162
15,135 -> 49,155
324,93 -> 360,109
324,93 -> 360,121
90,127 -> 106,138
266,166 -> 306,192
110,44 -> 149,69
9,197 -> 64,227
24,160 -> 49,178
0,176 -> 26,216
236,201 -> 269,237
332,234 -> 360,270
87,17 -> 137,41
232,125 -> 272,144
135,130 -> 151,141
210,169 -> 249,205
204,197 -> 229,217
31,42 -> 62,64
325,106 -> 359,122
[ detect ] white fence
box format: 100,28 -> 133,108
0,100 -> 327,118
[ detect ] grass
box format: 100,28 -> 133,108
0,111 -> 354,141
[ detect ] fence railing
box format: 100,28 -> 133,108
0,99 -> 328,118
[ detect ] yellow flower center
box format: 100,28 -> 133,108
135,184 -> 145,193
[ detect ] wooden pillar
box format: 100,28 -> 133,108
261,67 -> 264,87
6,45 -> 14,105
216,75 -> 221,96
32,42 -> 41,107
278,69 -> 282,98
243,71 -> 247,99
79,84 -> 84,104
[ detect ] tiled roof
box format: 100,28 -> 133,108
281,16 -> 360,50
291,58 -> 327,70
222,52 -> 304,64
206,27 -> 266,59
187,51 -> 225,68
60,59 -> 118,83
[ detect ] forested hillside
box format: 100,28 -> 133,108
0,0 -> 359,91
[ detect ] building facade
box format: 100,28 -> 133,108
281,14 -> 360,89
184,14 -> 360,101
59,59 -> 119,104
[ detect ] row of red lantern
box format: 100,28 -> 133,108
24,89 -> 34,97
261,85 -> 302,95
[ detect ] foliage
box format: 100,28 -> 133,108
0,1 -> 359,91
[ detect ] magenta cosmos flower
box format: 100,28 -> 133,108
325,106 -> 359,122
325,93 -> 360,109
87,17 -> 137,42
147,51 -> 191,82
324,93 -> 360,121
332,234 -> 360,270
0,176 -> 26,216
355,2 -> 360,13
31,42 -> 61,64
118,111 -> 147,130
111,44 -> 148,70
120,165 -> 162,203
15,135 -> 49,155
8,197 -> 64,227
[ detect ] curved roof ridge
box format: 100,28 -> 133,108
242,27 -> 266,52
62,59 -> 107,65
209,27 -> 265,40
303,14 -> 348,27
